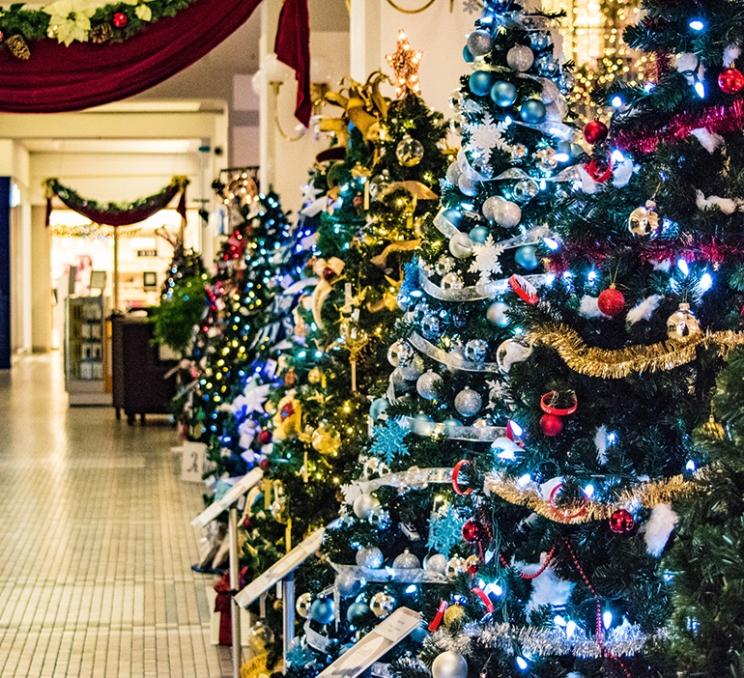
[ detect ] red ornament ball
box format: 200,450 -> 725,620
539,413 -> 564,437
112,12 -> 128,28
718,68 -> 744,95
609,509 -> 635,534
322,267 -> 336,281
461,519 -> 484,543
584,157 -> 612,183
597,286 -> 626,317
583,120 -> 608,145
258,430 -> 272,445
258,458 -> 270,470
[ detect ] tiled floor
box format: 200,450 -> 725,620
0,354 -> 231,677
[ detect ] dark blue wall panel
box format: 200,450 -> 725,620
0,177 -> 10,369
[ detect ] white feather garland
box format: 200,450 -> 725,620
579,294 -> 603,318
643,502 -> 679,557
626,294 -> 662,326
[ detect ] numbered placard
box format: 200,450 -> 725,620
178,441 -> 209,483
317,607 -> 421,677
234,527 -> 324,608
191,468 -> 264,528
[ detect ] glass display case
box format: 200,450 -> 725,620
64,295 -> 111,406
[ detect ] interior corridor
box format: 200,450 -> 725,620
0,355 -> 231,677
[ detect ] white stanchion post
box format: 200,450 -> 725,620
228,505 -> 241,678
282,572 -> 295,665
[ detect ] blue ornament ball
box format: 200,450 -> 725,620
443,208 -> 463,228
310,597 -> 335,625
346,601 -> 371,626
519,99 -> 546,124
468,70 -> 494,97
490,81 -> 518,107
443,417 -> 463,427
462,45 -> 474,63
370,397 -> 388,420
515,245 -> 540,271
468,225 -> 490,244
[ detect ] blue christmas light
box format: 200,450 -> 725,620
689,19 -> 705,31
694,81 -> 706,98
516,657 -> 528,671
699,272 -> 713,291
611,95 -> 623,108
603,610 -> 613,629
677,259 -> 690,276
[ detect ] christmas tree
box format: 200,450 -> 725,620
235,59 -> 450,667
184,190 -> 293,479
665,349 -> 744,677
286,5 -> 584,675
374,0 -> 744,675
150,235 -> 207,356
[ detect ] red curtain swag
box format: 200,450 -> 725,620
0,0 -> 262,113
44,176 -> 189,228
274,0 -> 311,126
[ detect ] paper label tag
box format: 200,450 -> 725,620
180,441 -> 209,483
234,527 -> 324,608
317,608 -> 421,678
191,468 -> 263,528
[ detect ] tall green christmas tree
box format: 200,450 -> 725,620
185,190 -> 293,478
233,59 -> 450,666
665,349 -> 744,677
285,5 -> 584,675
372,0 -> 744,675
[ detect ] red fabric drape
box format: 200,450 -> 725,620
0,0 -> 261,113
274,0 -> 311,126
47,178 -> 188,227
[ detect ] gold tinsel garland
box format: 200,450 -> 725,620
484,472 -> 699,525
527,323 -> 744,379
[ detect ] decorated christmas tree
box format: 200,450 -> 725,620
285,4 -> 584,675
150,233 -> 207,356
377,0 -> 744,675
183,190 -> 293,478
235,52 -> 450,666
665,349 -> 744,677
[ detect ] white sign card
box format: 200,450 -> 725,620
235,527 -> 325,608
178,441 -> 210,483
191,468 -> 264,528
317,607 -> 421,677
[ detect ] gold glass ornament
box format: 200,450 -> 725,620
369,591 -> 396,619
444,604 -> 466,627
308,367 -> 323,384
667,302 -> 701,343
445,556 -> 465,580
628,200 -> 660,236
702,414 -> 725,440
395,135 -> 425,167
295,592 -> 313,619
311,421 -> 342,456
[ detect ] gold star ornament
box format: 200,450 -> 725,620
386,29 -> 423,98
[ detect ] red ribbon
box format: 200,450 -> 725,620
452,459 -> 473,496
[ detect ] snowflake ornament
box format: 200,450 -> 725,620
232,379 -> 272,415
427,504 -> 466,557
486,378 -> 508,410
464,113 -> 513,164
469,235 -> 505,284
370,418 -> 410,465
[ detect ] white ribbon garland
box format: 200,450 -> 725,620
417,265 -> 550,302
330,561 -> 448,585
402,415 -> 506,442
409,332 -> 502,373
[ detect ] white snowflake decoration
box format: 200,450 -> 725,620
469,235 -> 504,284
464,113 -> 513,162
231,378 -> 272,415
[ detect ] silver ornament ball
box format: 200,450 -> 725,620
454,387 -> 482,417
432,651 -> 468,678
466,29 -> 493,57
506,45 -> 534,72
416,370 -> 443,400
396,135 -> 425,167
353,492 -> 380,519
464,339 -> 488,363
440,271 -> 464,290
393,549 -> 421,569
487,301 -> 510,328
355,545 -> 384,569
449,232 -> 474,259
425,553 -> 448,575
